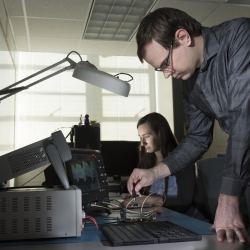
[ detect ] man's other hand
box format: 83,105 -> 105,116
209,194 -> 250,244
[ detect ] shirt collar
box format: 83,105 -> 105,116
200,27 -> 219,72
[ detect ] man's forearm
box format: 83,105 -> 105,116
152,162 -> 171,180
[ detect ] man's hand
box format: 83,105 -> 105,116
209,194 -> 250,244
127,163 -> 171,195
127,168 -> 156,195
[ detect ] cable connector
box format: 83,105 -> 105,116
81,210 -> 86,229
120,208 -> 127,222
82,210 -> 86,219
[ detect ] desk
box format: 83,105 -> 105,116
0,237 -> 244,250
0,204 -> 245,250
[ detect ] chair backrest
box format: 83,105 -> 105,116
193,157 -> 225,223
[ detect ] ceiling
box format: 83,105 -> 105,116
1,0 -> 250,56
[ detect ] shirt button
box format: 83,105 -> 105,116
217,109 -> 221,113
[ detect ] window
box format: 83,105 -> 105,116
15,52 -> 162,146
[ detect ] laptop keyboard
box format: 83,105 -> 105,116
100,220 -> 202,247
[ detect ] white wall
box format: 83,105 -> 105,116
155,72 -> 174,132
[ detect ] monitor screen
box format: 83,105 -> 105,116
100,141 -> 139,178
65,148 -> 109,206
66,151 -> 100,192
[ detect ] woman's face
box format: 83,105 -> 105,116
138,123 -> 161,153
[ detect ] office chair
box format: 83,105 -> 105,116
193,157 -> 225,223
193,157 -> 249,226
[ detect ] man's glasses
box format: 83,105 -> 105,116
155,41 -> 173,72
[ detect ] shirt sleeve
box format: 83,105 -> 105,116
220,19 -> 250,196
162,92 -> 214,176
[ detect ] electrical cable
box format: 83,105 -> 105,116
53,126 -> 72,132
83,215 -> 98,230
66,51 -> 82,61
113,72 -> 133,82
87,192 -> 167,226
90,204 -> 116,213
65,128 -> 73,139
21,169 -> 45,187
140,192 -> 166,214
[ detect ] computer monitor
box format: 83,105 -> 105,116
65,148 -> 109,206
44,148 -> 109,206
100,141 -> 139,180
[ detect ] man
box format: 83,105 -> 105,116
127,7 -> 250,244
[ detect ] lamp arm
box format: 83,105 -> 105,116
24,64 -> 74,89
0,57 -> 77,102
0,88 -> 29,101
0,50 -> 131,101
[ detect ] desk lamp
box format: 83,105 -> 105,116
0,51 -> 132,101
0,51 -> 132,188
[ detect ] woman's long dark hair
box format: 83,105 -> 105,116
137,112 -> 178,169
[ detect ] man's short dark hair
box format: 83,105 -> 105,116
136,7 -> 202,62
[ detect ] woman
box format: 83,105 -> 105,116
123,112 -> 195,213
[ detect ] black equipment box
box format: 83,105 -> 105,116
71,125 -> 100,150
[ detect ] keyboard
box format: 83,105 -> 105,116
100,220 -> 202,247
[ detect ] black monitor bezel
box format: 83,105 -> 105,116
65,148 -> 109,206
100,141 -> 139,178
65,149 -> 100,192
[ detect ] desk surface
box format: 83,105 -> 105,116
0,193 -> 245,250
0,235 -> 244,250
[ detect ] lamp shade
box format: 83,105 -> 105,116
72,61 -> 131,97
